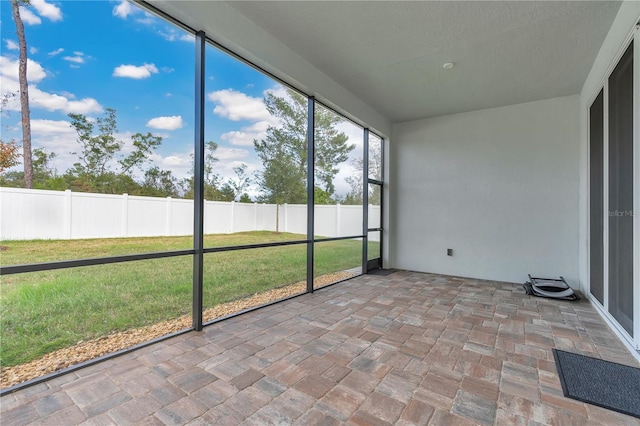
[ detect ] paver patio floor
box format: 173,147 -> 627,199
1,271 -> 639,425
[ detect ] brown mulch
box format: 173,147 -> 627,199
0,272 -> 354,389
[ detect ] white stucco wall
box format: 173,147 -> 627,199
390,96 -> 580,285
578,1 -> 640,295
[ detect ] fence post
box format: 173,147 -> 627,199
166,197 -> 172,236
120,194 -> 128,237
336,203 -> 341,237
230,201 -> 235,233
64,189 -> 72,239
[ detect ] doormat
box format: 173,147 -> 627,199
553,349 -> 640,419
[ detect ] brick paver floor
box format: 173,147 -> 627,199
2,271 -> 639,425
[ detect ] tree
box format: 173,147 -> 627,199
66,108 -> 163,194
119,133 -> 162,175
30,147 -> 66,189
68,108 -> 121,181
254,88 -> 354,230
223,163 -> 252,202
0,140 -> 21,174
141,166 -> 179,197
11,0 -> 33,188
182,141 -> 222,200
238,193 -> 252,203
255,135 -> 306,206
344,137 -> 382,205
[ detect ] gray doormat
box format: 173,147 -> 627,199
553,349 -> 640,419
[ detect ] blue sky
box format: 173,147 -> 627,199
0,0 -> 363,196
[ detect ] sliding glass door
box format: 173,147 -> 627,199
589,37 -> 636,343
608,41 -> 634,336
589,89 -> 604,305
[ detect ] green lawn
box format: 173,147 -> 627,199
1,232 -> 378,367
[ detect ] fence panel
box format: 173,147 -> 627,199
233,202 -> 256,233
70,192 -> 122,239
127,195 -> 169,237
1,188 -> 67,240
170,199 -> 194,236
1,188 -> 380,241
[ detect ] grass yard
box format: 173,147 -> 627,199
1,232 -> 378,367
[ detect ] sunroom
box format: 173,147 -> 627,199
0,1 -> 639,424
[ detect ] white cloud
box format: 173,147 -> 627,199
156,153 -> 190,168
30,119 -> 78,171
220,121 -> 271,147
18,7 -> 42,25
31,0 -> 63,22
334,163 -> 358,197
5,40 -> 18,50
1,56 -> 102,115
0,56 -> 47,82
29,46 -> 38,54
31,119 -> 75,143
135,17 -> 154,25
216,147 -> 251,162
265,85 -> 289,100
157,29 -> 193,42
30,88 -> 102,114
146,115 -> 184,131
150,151 -> 192,180
208,89 -> 273,122
113,1 -> 133,19
48,47 -> 64,56
63,55 -> 84,64
336,121 -> 365,153
113,63 -> 158,79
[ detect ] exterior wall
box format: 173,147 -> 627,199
390,95 -> 580,285
0,187 -> 378,241
579,1 -> 640,294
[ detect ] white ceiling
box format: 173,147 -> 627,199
153,1 -> 621,124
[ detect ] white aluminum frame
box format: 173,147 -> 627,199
633,24 -> 640,351
586,25 -> 639,355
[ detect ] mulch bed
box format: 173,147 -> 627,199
0,272 -> 354,389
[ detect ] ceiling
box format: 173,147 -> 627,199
154,1 -> 621,124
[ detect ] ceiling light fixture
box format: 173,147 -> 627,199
442,62 -> 455,70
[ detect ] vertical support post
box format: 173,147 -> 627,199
362,128 -> 369,273
633,25 -> 640,349
380,137 -> 385,267
193,31 -> 206,331
306,97 -> 315,293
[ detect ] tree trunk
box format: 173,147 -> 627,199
275,204 -> 280,233
11,0 -> 33,189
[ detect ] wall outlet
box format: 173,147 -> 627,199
447,248 -> 453,256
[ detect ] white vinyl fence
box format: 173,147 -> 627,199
0,187 -> 380,241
